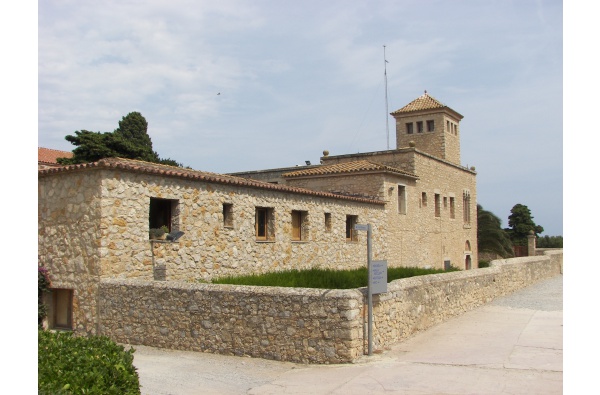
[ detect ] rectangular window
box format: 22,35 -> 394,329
256,207 -> 274,240
421,192 -> 428,207
463,191 -> 471,224
435,194 -> 441,217
443,196 -> 448,208
291,210 -> 308,241
406,122 -> 413,134
416,121 -> 423,133
52,289 -> 73,330
324,213 -> 332,232
427,120 -> 435,132
346,215 -> 358,241
397,185 -> 407,215
450,197 -> 455,219
223,203 -> 233,228
149,197 -> 179,235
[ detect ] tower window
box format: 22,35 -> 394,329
427,120 -> 435,132
416,121 -> 423,133
406,123 -> 413,134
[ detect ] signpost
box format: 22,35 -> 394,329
354,223 -> 387,356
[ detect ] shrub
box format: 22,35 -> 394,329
478,260 -> 490,268
38,266 -> 51,327
212,266 -> 459,289
38,330 -> 140,395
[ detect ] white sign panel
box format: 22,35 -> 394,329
371,260 -> 388,294
354,224 -> 369,231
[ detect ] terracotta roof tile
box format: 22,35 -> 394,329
38,147 -> 73,164
282,160 -> 418,179
38,157 -> 385,205
391,91 -> 446,114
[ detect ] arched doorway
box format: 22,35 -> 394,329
464,240 -> 472,270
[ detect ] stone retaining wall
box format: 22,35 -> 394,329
98,251 -> 562,364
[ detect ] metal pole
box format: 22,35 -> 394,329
367,224 -> 373,355
384,45 -> 389,150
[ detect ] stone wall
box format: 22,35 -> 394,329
38,170 -> 104,334
99,169 -> 388,282
99,280 -> 364,364
98,251 -> 561,364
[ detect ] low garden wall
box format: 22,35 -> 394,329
98,250 -> 562,364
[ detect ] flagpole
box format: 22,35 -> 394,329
384,45 -> 390,150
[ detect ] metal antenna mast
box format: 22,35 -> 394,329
384,45 -> 390,150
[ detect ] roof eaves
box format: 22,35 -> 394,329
38,158 -> 386,205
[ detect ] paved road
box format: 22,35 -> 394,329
133,275 -> 563,395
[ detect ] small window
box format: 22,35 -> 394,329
52,288 -> 73,330
346,215 -> 358,241
463,191 -> 471,224
443,196 -> 448,208
291,210 -> 308,241
427,120 -> 435,132
416,121 -> 423,133
324,213 -> 332,232
256,207 -> 275,241
421,192 -> 428,207
150,197 -> 179,234
435,194 -> 441,217
450,197 -> 456,219
397,185 -> 407,215
223,203 -> 233,228
406,123 -> 413,134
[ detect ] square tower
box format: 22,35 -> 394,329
391,91 -> 463,165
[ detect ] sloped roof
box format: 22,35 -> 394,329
38,157 -> 385,205
282,159 -> 418,179
391,91 -> 462,118
38,147 -> 73,165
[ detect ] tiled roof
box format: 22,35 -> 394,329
38,157 -> 385,205
390,91 -> 446,114
282,160 -> 418,179
38,147 -> 73,164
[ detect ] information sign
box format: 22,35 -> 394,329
371,260 -> 388,294
354,224 -> 369,231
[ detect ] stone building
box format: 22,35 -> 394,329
38,91 -> 477,333
233,91 -> 477,270
38,147 -> 73,169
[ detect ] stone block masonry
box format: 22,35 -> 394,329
99,280 -> 364,364
98,251 -> 562,364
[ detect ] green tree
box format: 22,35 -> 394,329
477,204 -> 514,258
536,235 -> 563,248
505,203 -> 544,246
56,112 -> 182,167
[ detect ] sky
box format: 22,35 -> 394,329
37,0 -> 563,236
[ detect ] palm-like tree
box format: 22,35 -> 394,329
477,204 -> 514,258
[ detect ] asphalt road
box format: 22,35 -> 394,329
133,275 -> 563,395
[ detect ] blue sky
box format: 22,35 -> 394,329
37,0 -> 563,236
